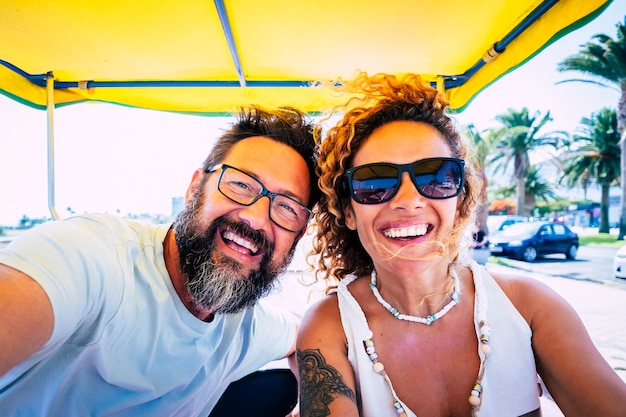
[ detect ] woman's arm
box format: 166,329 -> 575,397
501,274 -> 626,417
297,294 -> 359,417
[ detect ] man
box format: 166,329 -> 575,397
0,106 -> 320,416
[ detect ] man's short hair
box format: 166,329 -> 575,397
202,106 -> 321,209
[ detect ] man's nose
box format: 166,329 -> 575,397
237,194 -> 273,230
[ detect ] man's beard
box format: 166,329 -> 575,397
173,189 -> 297,315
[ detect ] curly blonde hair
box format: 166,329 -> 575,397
312,72 -> 482,286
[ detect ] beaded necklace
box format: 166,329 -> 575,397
369,268 -> 461,325
364,265 -> 491,417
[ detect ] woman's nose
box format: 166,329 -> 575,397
388,172 -> 427,209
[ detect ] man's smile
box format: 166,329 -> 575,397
221,229 -> 261,256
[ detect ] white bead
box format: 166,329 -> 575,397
369,268 -> 460,325
366,267 -> 492,415
469,395 -> 482,406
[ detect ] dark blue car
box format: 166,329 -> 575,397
488,221 -> 579,262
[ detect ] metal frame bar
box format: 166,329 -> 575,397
214,0 -> 246,87
45,73 -> 59,220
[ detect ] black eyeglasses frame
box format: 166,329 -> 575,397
205,164 -> 313,233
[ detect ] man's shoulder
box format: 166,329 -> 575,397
65,214 -> 169,242
68,213 -> 141,229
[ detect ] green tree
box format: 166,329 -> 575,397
557,16 -> 626,238
488,108 -> 564,217
561,108 -> 620,233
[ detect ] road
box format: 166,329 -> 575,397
492,245 -> 626,290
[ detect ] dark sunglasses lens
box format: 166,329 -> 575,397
413,159 -> 462,198
351,165 -> 399,203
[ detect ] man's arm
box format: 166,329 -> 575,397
0,264 -> 53,377
284,316 -> 299,371
281,315 -> 300,417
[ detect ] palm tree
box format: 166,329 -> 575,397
488,108 -> 564,217
491,165 -> 558,216
524,165 -> 559,211
464,123 -> 493,233
561,108 -> 620,233
557,16 -> 626,238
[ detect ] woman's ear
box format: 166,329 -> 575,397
343,201 -> 357,231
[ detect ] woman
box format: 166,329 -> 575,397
296,72 -> 626,417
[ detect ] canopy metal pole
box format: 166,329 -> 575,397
46,73 -> 59,220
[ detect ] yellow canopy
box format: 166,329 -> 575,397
0,0 -> 611,115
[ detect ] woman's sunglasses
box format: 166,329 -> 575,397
344,157 -> 465,204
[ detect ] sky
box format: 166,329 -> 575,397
0,1 -> 624,226
454,1 -> 623,134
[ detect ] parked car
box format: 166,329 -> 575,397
613,245 -> 626,278
487,215 -> 527,233
488,221 -> 579,262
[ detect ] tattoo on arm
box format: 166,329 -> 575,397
297,348 -> 357,417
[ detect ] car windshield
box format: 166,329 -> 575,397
498,222 -> 542,237
487,215 -> 526,232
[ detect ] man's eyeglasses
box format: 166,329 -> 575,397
206,164 -> 313,233
344,157 -> 465,205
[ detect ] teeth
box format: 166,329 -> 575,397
223,231 -> 259,254
384,224 -> 428,238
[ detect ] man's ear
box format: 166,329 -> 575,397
185,169 -> 205,203
294,224 -> 308,241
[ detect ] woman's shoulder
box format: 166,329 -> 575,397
301,291 -> 340,329
486,267 -> 567,322
298,291 -> 348,350
302,274 -> 367,319
300,275 -> 369,341
488,267 -> 553,296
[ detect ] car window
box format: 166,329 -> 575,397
552,224 -> 566,235
487,215 -> 526,232
539,226 -> 552,236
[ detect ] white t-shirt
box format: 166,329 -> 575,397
0,214 -> 297,417
336,262 -> 541,417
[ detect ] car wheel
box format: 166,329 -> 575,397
566,244 -> 578,260
522,246 -> 537,262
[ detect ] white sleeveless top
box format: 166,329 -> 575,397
336,261 -> 541,417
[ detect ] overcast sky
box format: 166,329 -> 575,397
0,1 -> 624,226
